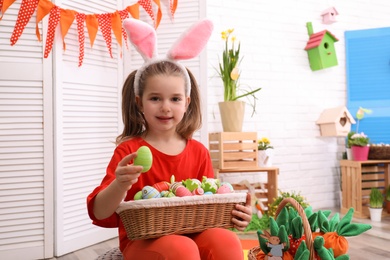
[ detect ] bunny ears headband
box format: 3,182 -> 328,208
123,18 -> 214,96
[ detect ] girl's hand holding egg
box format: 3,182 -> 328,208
115,153 -> 143,192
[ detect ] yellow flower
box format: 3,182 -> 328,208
258,137 -> 273,150
231,36 -> 236,42
221,31 -> 227,40
260,137 -> 270,144
230,67 -> 239,80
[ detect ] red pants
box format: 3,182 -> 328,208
123,228 -> 244,260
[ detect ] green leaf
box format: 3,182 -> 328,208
338,223 -> 372,237
270,217 -> 279,236
329,213 -> 340,232
257,230 -> 270,254
291,216 -> 303,239
318,210 -> 330,233
295,241 -> 310,260
278,225 -> 290,251
276,207 -> 289,231
336,208 -> 354,234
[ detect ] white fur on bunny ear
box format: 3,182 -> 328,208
167,19 -> 214,60
123,18 -> 158,61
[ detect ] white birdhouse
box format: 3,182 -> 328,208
316,106 -> 356,137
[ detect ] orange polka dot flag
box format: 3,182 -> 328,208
0,0 -> 178,66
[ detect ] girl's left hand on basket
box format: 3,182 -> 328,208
231,193 -> 252,231
115,153 -> 143,192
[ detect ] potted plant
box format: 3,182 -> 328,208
369,187 -> 384,222
217,29 -> 261,132
348,132 -> 370,161
257,137 -> 274,167
267,190 -> 310,218
385,185 -> 390,214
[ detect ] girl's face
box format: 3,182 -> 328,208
137,74 -> 190,134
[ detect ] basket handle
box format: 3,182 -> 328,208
275,197 -> 315,260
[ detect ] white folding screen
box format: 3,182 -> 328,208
0,2 -> 53,259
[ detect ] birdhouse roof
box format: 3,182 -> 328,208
321,7 -> 339,16
304,30 -> 339,50
316,106 -> 356,124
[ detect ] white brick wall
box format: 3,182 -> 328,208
204,0 -> 390,210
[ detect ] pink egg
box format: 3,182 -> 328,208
175,186 -> 193,197
217,184 -> 232,194
152,181 -> 170,192
192,187 -> 204,195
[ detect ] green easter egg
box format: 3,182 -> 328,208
134,190 -> 143,200
134,146 -> 153,172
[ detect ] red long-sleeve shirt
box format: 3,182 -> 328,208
87,137 -> 214,251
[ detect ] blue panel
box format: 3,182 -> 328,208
345,27 -> 390,144
350,117 -> 390,144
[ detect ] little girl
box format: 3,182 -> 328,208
87,18 -> 252,260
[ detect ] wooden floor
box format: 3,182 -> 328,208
49,211 -> 390,260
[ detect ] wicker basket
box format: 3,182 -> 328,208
248,197 -> 315,260
116,193 -> 247,240
368,145 -> 390,160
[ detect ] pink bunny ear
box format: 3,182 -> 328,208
123,18 -> 157,61
167,19 -> 214,60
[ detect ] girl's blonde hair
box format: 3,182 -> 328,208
116,61 -> 202,144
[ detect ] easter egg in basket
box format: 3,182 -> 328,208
217,184 -> 232,194
134,190 -> 143,200
142,186 -> 161,199
152,181 -> 170,192
134,146 -> 153,172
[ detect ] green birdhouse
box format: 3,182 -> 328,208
304,22 -> 339,71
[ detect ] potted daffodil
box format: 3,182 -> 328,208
257,137 -> 274,167
217,29 -> 261,132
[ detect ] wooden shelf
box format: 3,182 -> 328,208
340,160 -> 390,218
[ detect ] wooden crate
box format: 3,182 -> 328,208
340,160 -> 390,218
208,132 -> 279,205
209,132 -> 258,170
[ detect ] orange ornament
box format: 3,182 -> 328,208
322,231 -> 348,257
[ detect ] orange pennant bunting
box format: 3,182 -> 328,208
36,0 -> 54,41
111,11 -> 122,48
0,0 -> 16,19
44,5 -> 60,58
60,9 -> 75,50
97,13 -> 113,58
76,13 -> 85,67
10,0 -> 39,45
126,3 -> 139,19
85,14 -> 98,48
